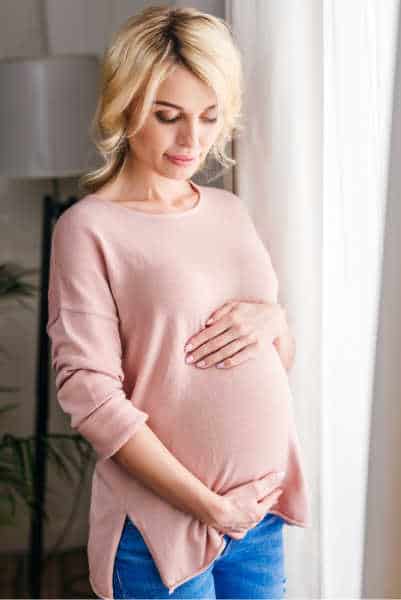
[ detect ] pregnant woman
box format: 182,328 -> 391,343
46,5 -> 311,599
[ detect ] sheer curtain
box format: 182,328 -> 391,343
324,2 -> 399,598
226,0 -> 399,597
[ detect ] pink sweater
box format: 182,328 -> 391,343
47,180 -> 311,599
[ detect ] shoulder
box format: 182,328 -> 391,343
203,184 -> 249,215
205,185 -> 255,229
56,194 -> 106,225
51,195 -> 112,263
53,195 -> 109,240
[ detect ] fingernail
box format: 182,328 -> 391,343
185,344 -> 193,352
273,471 -> 286,479
206,318 -> 214,324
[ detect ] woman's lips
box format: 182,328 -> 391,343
165,154 -> 197,166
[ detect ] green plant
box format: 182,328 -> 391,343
0,261 -> 94,529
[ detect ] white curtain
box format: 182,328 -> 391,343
226,0 -> 399,598
323,2 -> 399,598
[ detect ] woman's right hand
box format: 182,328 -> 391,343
209,471 -> 285,540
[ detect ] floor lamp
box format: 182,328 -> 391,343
0,54 -> 100,598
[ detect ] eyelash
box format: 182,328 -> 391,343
155,113 -> 218,124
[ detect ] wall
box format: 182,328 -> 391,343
0,0 -> 227,553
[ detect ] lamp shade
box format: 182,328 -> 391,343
0,54 -> 100,178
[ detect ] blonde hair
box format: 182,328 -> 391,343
78,4 -> 244,195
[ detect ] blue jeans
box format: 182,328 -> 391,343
112,512 -> 287,599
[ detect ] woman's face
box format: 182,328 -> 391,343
126,63 -> 222,180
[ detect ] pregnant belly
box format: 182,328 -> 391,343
152,341 -> 291,495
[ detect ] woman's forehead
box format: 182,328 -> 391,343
154,66 -> 218,112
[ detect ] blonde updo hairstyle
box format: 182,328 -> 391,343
78,4 -> 244,195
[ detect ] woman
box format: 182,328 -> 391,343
47,5 -> 311,599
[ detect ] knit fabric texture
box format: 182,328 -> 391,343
47,180 -> 311,598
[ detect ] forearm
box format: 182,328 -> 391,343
111,422 -> 221,524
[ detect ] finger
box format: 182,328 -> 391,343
257,488 -> 283,516
273,331 -> 295,365
214,341 -> 258,369
253,472 -> 286,500
222,470 -> 285,502
226,521 -> 261,539
194,335 -> 256,369
226,531 -> 246,540
186,330 -> 239,365
184,313 -> 233,353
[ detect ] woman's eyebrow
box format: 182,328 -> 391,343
153,100 -> 217,110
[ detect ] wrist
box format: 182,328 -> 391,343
197,488 -> 224,526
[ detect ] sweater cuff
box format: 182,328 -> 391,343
77,397 -> 149,462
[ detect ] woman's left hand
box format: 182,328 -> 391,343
183,300 -> 289,369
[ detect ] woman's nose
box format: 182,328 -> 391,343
177,120 -> 200,146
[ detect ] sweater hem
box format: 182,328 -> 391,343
123,512 -> 228,595
90,508 -> 310,598
163,509 -> 311,594
268,509 -> 311,528
164,534 -> 228,595
89,574 -> 112,600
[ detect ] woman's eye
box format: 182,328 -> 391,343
155,112 -> 218,124
156,113 -> 180,123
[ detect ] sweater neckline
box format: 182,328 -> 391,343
86,179 -> 204,219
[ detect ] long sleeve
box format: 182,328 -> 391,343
46,206 -> 149,462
